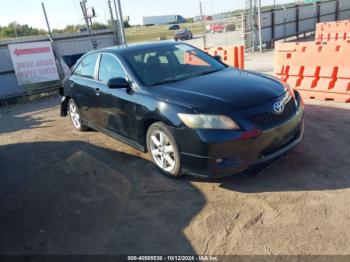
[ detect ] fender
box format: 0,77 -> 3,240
60,96 -> 70,117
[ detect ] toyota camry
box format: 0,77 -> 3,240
60,42 -> 304,178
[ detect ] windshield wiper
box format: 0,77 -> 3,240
193,69 -> 223,77
150,69 -> 223,86
151,78 -> 182,86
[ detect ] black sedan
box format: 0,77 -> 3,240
174,29 -> 193,41
60,42 -> 304,178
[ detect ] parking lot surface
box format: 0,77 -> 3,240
186,31 -> 244,49
1,95 -> 350,255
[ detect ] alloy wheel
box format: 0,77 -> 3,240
69,101 -> 81,129
150,130 -> 176,172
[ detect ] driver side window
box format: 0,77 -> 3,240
98,54 -> 127,83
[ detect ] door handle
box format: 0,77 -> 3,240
69,81 -> 75,88
95,88 -> 101,96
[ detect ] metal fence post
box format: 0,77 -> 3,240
258,0 -> 263,52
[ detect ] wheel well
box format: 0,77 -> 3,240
142,118 -> 160,152
60,96 -> 71,117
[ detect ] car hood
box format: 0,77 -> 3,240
149,68 -> 286,114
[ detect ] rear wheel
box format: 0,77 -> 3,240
147,122 -> 182,177
68,99 -> 89,131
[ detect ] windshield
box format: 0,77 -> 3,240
123,44 -> 226,86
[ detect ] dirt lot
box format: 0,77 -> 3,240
0,95 -> 349,255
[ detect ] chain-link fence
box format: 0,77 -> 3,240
243,0 -> 350,52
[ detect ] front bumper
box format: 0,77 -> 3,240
172,98 -> 304,178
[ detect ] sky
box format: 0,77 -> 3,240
0,0 -> 294,29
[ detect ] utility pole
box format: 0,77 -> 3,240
41,2 -> 65,81
42,2 -> 53,39
14,24 -> 18,38
108,0 -> 119,45
80,0 -> 97,49
113,0 -> 127,45
199,1 -> 207,48
257,0 -> 263,52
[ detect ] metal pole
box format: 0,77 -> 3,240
42,2 -> 64,81
42,2 -> 53,39
108,0 -> 119,45
80,0 -> 97,49
199,1 -> 207,48
313,2 -> 317,31
258,0 -> 263,52
14,25 -> 18,38
114,0 -> 127,45
281,5 -> 287,42
89,17 -> 93,28
241,11 -> 245,47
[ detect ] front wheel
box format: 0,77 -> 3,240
147,122 -> 182,178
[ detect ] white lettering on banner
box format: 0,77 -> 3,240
8,42 -> 60,86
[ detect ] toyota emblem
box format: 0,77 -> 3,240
273,101 -> 285,114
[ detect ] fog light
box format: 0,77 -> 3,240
216,159 -> 223,164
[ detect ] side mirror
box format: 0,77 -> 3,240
213,55 -> 222,62
107,77 -> 131,89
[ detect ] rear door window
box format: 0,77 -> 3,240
73,53 -> 98,79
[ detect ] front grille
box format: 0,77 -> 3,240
248,98 -> 296,129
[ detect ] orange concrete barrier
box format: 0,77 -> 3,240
316,20 -> 350,42
184,53 -> 209,66
275,41 -> 350,103
184,45 -> 245,69
203,46 -> 245,69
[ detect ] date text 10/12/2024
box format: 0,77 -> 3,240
127,256 -> 220,261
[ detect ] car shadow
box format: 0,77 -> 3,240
0,141 -> 205,255
187,104 -> 350,193
0,97 -> 59,135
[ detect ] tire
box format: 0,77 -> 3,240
146,122 -> 182,178
68,99 -> 89,131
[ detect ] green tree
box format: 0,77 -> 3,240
0,22 -> 46,39
91,22 -> 109,30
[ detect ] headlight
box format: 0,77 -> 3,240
284,83 -> 295,98
178,114 -> 240,130
284,83 -> 298,106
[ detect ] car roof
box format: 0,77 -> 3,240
92,41 -> 184,55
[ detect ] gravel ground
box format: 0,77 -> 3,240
1,44 -> 350,255
1,96 -> 349,255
